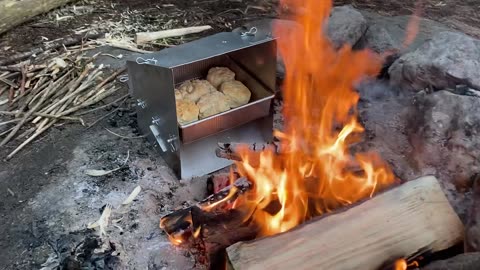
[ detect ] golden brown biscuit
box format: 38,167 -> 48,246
178,79 -> 216,103
176,99 -> 199,125
219,80 -> 251,108
207,67 -> 235,88
174,89 -> 183,100
197,91 -> 231,119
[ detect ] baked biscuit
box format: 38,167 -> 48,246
176,99 -> 199,125
219,80 -> 251,108
174,89 -> 183,100
178,79 -> 216,103
197,91 -> 231,119
206,67 -> 235,88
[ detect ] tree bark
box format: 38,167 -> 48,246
226,176 -> 464,270
0,0 -> 77,35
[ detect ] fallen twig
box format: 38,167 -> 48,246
76,93 -> 129,116
135,25 -> 212,45
0,111 -> 85,125
5,119 -> 57,160
86,107 -> 121,129
0,71 -> 70,146
0,32 -> 104,66
104,127 -> 146,139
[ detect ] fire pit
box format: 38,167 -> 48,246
157,0 -> 468,269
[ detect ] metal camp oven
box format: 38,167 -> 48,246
127,31 -> 277,179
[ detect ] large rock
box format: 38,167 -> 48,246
389,31 -> 480,91
359,23 -> 398,53
422,252 -> 480,270
357,11 -> 452,53
405,90 -> 480,217
327,5 -> 367,48
358,81 -> 480,221
232,5 -> 368,78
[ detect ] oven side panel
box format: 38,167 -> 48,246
127,61 -> 181,175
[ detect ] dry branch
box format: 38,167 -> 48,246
226,176 -> 464,270
135,26 -> 212,45
0,32 -> 103,66
0,0 -> 77,35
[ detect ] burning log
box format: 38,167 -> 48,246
160,177 -> 258,268
226,176 -> 464,270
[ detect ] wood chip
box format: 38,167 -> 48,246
122,186 -> 141,205
84,167 -> 121,177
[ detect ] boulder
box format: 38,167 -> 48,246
359,23 -> 398,53
405,90 -> 480,217
358,81 -> 480,221
357,11 -> 452,53
326,5 -> 367,48
232,5 -> 368,78
422,252 -> 480,270
389,31 -> 480,91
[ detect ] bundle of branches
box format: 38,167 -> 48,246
0,46 -> 127,160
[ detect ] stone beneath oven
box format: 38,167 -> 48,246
389,31 -> 480,91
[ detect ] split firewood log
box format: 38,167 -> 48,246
226,176 -> 464,270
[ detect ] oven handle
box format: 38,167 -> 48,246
149,124 -> 169,152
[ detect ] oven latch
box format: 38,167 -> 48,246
149,119 -> 177,152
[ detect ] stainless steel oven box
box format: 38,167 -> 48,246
127,31 -> 276,179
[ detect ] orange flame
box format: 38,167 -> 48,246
394,258 -> 419,270
235,0 -> 395,236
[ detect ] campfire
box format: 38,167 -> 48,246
234,0 -> 395,236
160,0 -> 464,269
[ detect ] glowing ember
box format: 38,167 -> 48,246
235,0 -> 396,236
394,258 -> 419,270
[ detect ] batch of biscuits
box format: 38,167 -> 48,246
175,67 -> 252,125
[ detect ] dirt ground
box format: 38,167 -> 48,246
1,0 -> 480,269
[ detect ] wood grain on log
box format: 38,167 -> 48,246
0,0 -> 76,35
227,176 -> 464,270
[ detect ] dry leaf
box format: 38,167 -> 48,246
88,204 -> 112,237
122,186 -> 141,205
85,167 -> 121,177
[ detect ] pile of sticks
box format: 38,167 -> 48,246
0,48 -> 126,160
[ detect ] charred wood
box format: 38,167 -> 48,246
160,177 -> 256,269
